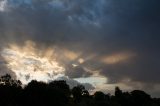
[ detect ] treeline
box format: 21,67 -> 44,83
0,74 -> 160,106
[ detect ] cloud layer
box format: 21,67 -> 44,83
0,0 -> 160,96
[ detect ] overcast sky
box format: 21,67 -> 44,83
0,0 -> 160,97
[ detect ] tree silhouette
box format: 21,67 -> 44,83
0,74 -> 22,106
0,74 -> 22,87
0,74 -> 159,106
71,85 -> 85,103
48,80 -> 70,97
131,90 -> 151,106
115,86 -> 123,97
94,91 -> 105,101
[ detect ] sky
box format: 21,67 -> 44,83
0,0 -> 160,97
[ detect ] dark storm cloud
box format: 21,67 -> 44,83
97,0 -> 160,84
0,0 -> 105,46
0,0 -> 160,96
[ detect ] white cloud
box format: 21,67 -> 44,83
0,0 -> 7,12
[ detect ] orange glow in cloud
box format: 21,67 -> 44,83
102,52 -> 136,64
1,41 -> 65,84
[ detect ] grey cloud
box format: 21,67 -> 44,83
56,76 -> 95,90
0,54 -> 16,78
0,0 -> 160,96
65,65 -> 92,78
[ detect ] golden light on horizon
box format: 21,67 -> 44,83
1,41 -> 65,84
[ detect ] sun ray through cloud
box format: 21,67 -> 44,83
1,41 -> 65,84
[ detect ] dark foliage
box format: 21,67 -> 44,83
0,74 -> 159,106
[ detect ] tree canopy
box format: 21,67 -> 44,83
0,74 -> 159,106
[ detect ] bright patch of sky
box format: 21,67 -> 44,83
0,0 -> 7,12
1,47 -> 65,84
74,76 -> 107,86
